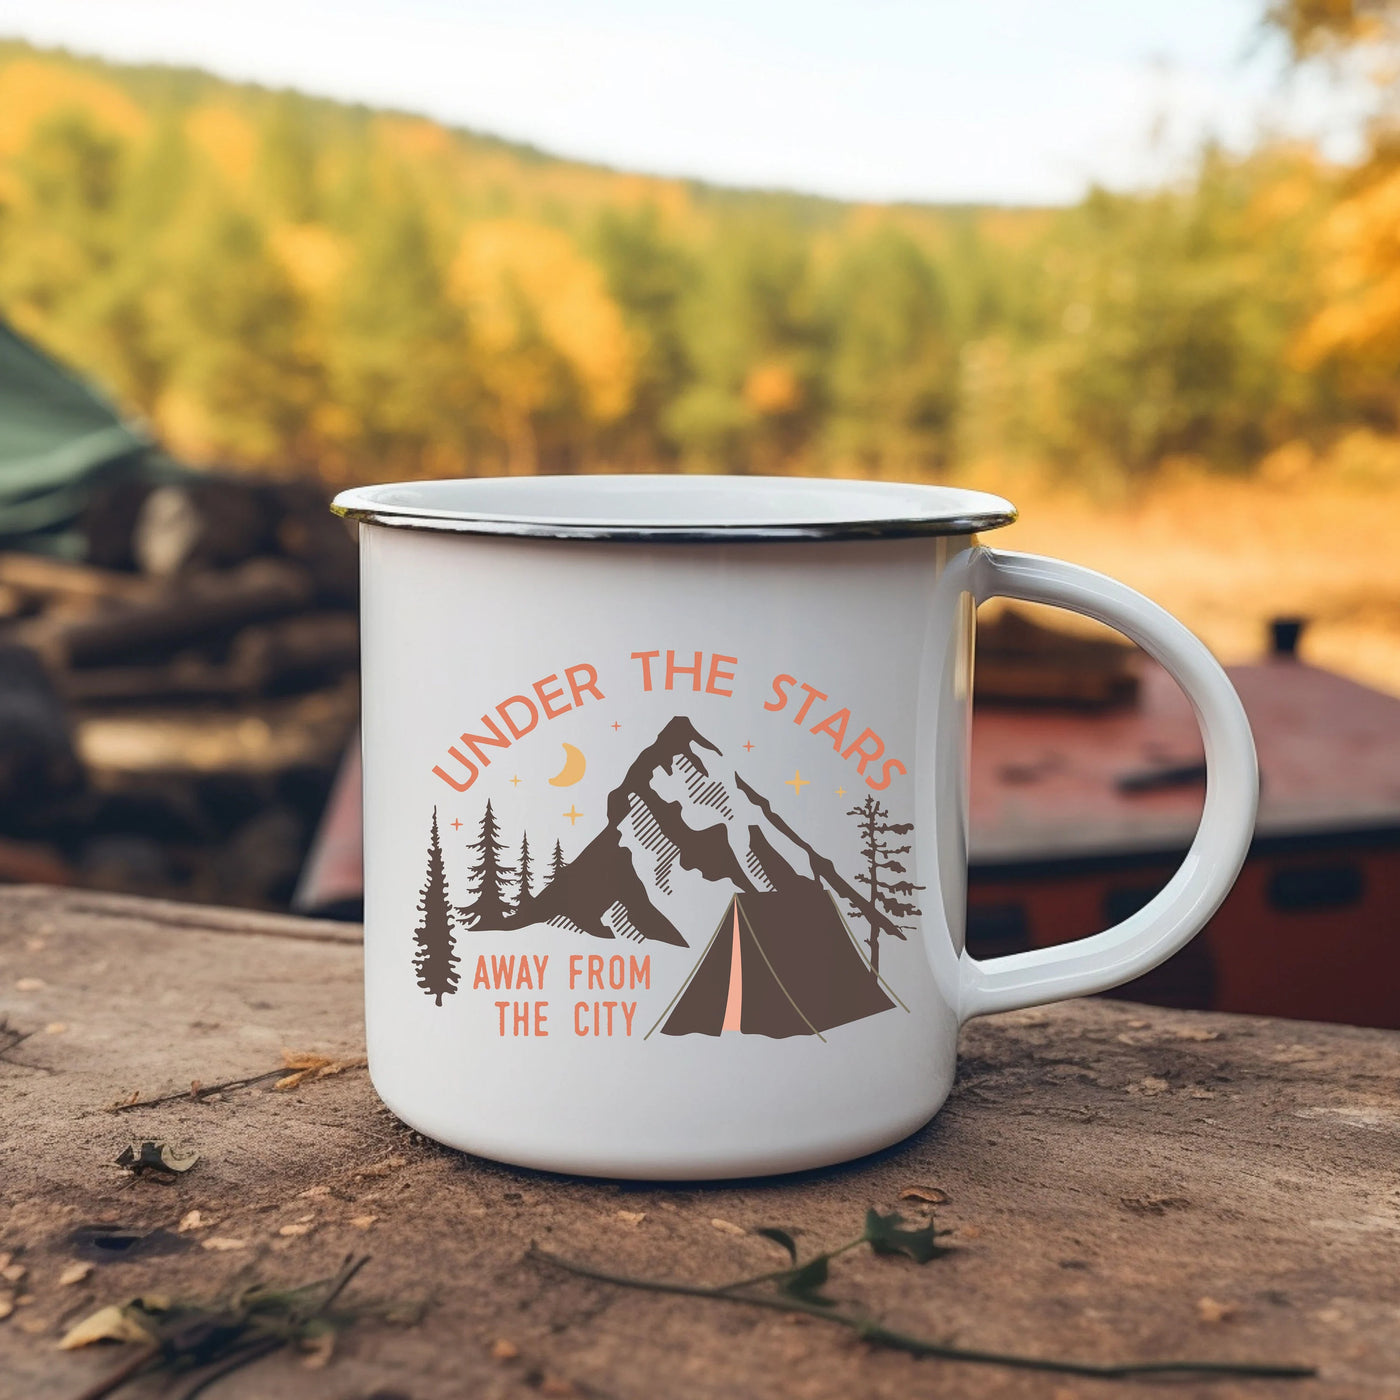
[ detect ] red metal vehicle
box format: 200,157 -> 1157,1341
969,639 -> 1400,1028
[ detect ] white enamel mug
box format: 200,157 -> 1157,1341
332,476 -> 1257,1179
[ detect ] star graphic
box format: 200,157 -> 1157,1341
611,720 -> 621,732
564,805 -> 583,826
785,770 -> 810,797
450,818 -> 463,830
509,775 -> 522,787
743,740 -> 755,752
835,787 -> 846,797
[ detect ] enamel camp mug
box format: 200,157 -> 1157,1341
332,476 -> 1258,1179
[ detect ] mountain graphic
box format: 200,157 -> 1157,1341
506,716 -> 907,1037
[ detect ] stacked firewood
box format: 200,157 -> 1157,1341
0,474 -> 360,911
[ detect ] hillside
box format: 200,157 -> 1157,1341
2,40 -> 1399,693
0,40 -> 1054,481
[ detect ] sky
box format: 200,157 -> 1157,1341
0,0 -> 1369,204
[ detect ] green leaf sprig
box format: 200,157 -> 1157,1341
530,1207 -> 1312,1381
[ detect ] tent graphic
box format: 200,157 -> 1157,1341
649,881 -> 906,1040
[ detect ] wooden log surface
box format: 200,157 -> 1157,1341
1,885 -> 1397,1399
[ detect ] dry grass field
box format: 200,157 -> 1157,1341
962,459 -> 1400,696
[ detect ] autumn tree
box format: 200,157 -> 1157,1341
448,217 -> 635,473
457,798 -> 515,929
330,185 -> 476,478
160,201 -> 320,468
591,204 -> 694,465
846,796 -> 922,976
413,808 -> 459,1005
822,226 -> 955,474
1269,0 -> 1400,425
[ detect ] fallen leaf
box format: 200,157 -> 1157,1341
1197,1297 -> 1238,1324
863,1209 -> 954,1263
0,1297 -> 12,1321
278,1222 -> 315,1237
491,1337 -> 520,1360
275,1049 -> 368,1091
201,1237 -> 247,1252
349,1215 -> 377,1230
115,1142 -> 200,1176
958,1224 -> 983,1240
1127,1019 -> 1149,1028
15,978 -> 45,992
44,1023 -> 67,1035
1174,1027 -> 1220,1041
177,1210 -> 207,1233
1,1264 -> 26,1284
58,1304 -> 155,1349
616,1210 -> 646,1225
58,1262 -> 93,1287
898,1186 -> 949,1205
710,1218 -> 745,1236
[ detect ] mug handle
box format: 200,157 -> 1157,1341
958,547 -> 1259,1021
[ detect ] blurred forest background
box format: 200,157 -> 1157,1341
2,0 -> 1399,688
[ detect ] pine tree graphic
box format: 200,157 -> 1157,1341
545,838 -> 566,887
846,795 -> 923,975
515,831 -> 535,916
413,808 -> 460,1005
457,798 -> 516,929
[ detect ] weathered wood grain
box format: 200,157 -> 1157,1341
1,886 -> 1396,1399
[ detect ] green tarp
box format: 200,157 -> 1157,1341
0,320 -> 179,554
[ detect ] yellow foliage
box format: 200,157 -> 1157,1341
0,57 -> 146,157
374,114 -> 453,162
270,223 -> 350,298
450,219 -> 634,421
153,385 -> 219,463
1295,166 -> 1400,364
186,104 -> 258,187
1248,167 -> 1319,227
743,361 -> 802,415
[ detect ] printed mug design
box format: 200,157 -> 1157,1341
410,716 -> 922,1040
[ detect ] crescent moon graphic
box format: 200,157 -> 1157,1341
548,743 -> 587,787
